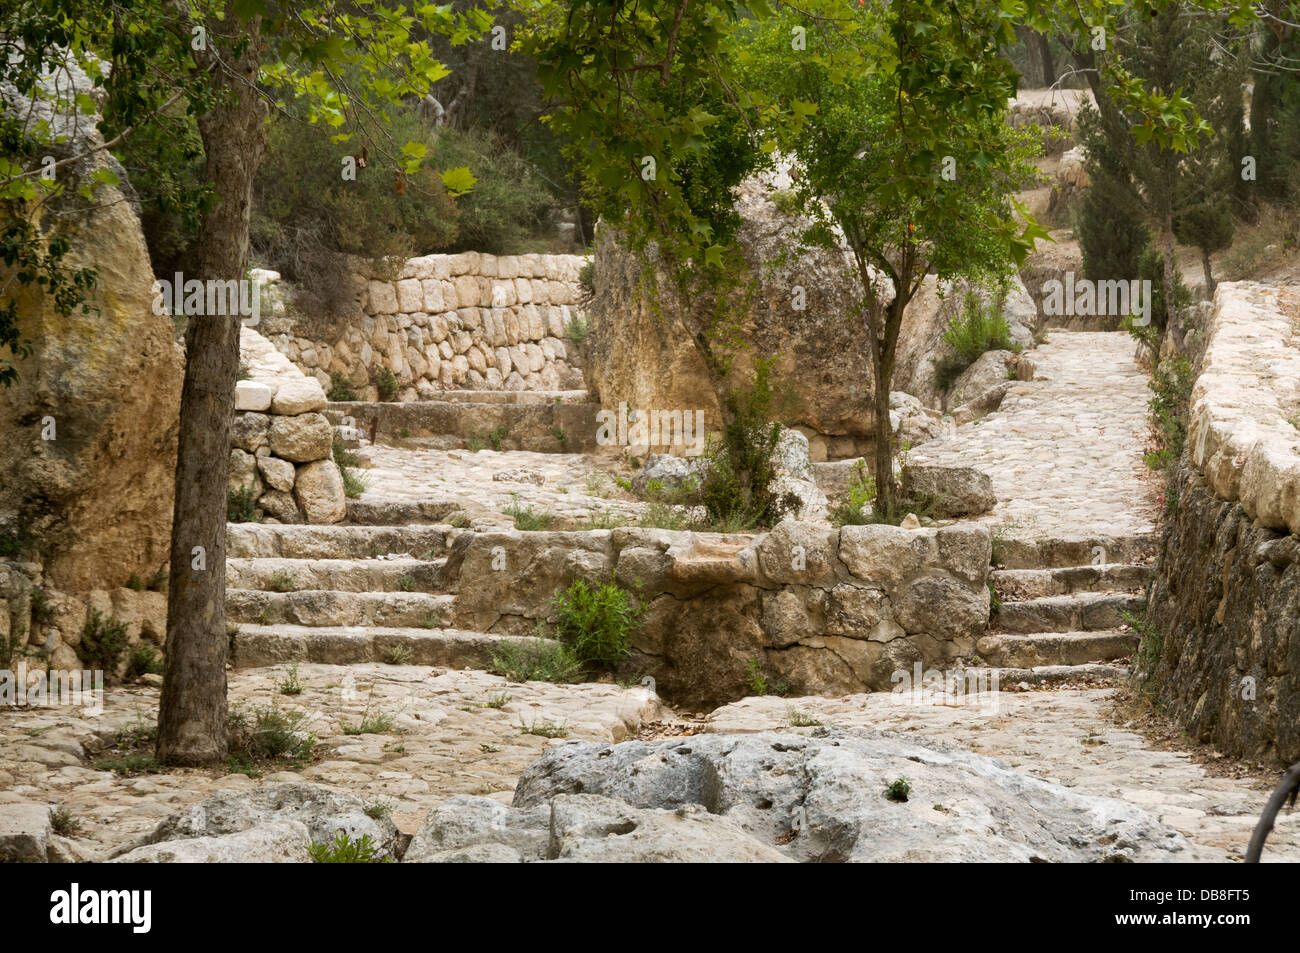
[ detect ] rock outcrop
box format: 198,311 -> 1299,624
0,53 -> 182,675
410,730 -> 1191,863
585,176 -> 875,461
0,54 -> 183,592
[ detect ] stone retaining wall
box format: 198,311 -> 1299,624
1144,282 -> 1300,765
262,253 -> 589,400
443,520 -> 992,708
231,327 -> 346,524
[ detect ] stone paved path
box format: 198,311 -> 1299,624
909,331 -> 1161,542
356,445 -> 645,527
0,664 -> 662,857
707,689 -> 1300,863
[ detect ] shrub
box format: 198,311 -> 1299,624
374,367 -> 399,402
936,291 -> 1015,390
277,661 -> 303,696
884,777 -> 912,802
505,494 -> 556,531
125,645 -> 164,680
428,127 -> 555,253
228,702 -> 317,765
341,468 -> 370,499
698,358 -> 800,529
309,831 -> 387,864
489,637 -> 584,683
828,460 -> 877,527
578,260 -> 594,297
551,578 -> 642,668
267,569 -> 298,593
564,313 -> 588,344
327,372 -> 357,402
76,611 -> 130,676
227,486 -> 261,523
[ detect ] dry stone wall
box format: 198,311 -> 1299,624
231,328 -> 346,524
1144,283 -> 1300,765
443,520 -> 992,708
262,253 -> 589,399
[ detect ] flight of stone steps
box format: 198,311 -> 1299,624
975,532 -> 1156,687
224,522 -> 529,670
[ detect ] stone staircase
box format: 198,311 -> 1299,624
224,522 -> 536,670
975,532 -> 1156,683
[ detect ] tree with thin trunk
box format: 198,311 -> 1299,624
0,0 -> 485,765
744,0 -> 1044,516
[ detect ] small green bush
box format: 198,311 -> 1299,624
125,645 -> 164,680
551,578 -> 642,668
563,313 -> 588,344
76,610 -> 130,676
884,777 -> 912,802
505,494 -> 556,531
327,371 -> 358,402
828,460 -> 877,527
936,292 -> 1015,390
228,702 -> 317,765
309,831 -> 388,863
227,486 -> 261,523
578,260 -> 594,296
374,367 -> 399,402
490,637 -> 584,683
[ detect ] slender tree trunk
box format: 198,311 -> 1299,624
1201,248 -> 1216,298
157,19 -> 267,766
1031,31 -> 1055,87
1161,212 -> 1178,331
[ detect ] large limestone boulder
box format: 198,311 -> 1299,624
585,175 -> 876,460
499,731 -> 1191,862
0,54 -> 183,590
404,793 -> 787,863
124,782 -> 402,861
0,803 -> 53,863
894,276 -> 1035,409
111,822 -> 312,863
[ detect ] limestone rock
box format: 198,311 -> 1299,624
129,782 -> 402,860
404,793 -> 789,863
510,731 -> 1192,862
111,821 -> 312,863
0,803 -> 52,862
902,465 -> 997,518
0,52 -> 183,591
945,350 -> 1013,412
231,413 -> 270,453
268,413 -> 333,463
294,460 -> 346,524
257,455 -> 296,493
585,174 -> 874,457
234,380 -> 273,412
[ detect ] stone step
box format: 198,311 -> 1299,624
344,499 -> 472,526
976,630 -> 1139,668
226,523 -> 454,559
990,563 -> 1151,600
325,398 -> 601,453
992,533 -> 1157,570
991,591 -> 1144,634
226,589 -> 455,628
230,623 -> 531,669
226,557 -> 447,593
986,662 -> 1132,688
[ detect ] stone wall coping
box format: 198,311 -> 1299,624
1187,282 -> 1300,534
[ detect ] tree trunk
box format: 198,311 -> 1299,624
871,338 -> 897,517
157,20 -> 267,766
1161,212 -> 1178,331
1031,31 -> 1056,87
1201,248 -> 1216,298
